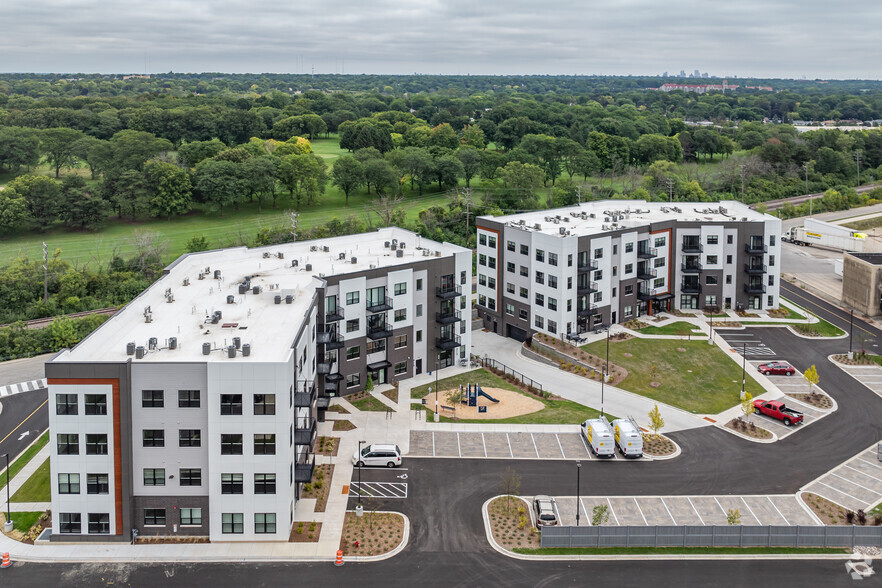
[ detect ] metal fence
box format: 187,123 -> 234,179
472,356 -> 543,393
541,525 -> 882,549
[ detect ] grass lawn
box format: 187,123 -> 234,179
582,338 -> 765,414
513,546 -> 850,556
8,511 -> 44,534
11,458 -> 51,503
411,368 -> 611,424
349,394 -> 391,412
638,321 -> 698,336
0,431 -> 49,492
844,215 -> 882,231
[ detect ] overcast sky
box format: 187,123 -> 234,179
2,0 -> 881,78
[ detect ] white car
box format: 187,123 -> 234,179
352,444 -> 402,468
533,495 -> 558,527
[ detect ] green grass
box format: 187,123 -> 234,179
411,368 -> 611,424
869,503 -> 882,517
309,136 -> 349,162
844,215 -> 882,231
773,304 -> 808,320
0,431 -> 49,492
582,338 -> 765,414
513,546 -> 850,556
791,314 -> 846,337
349,394 -> 391,412
637,321 -> 698,336
11,458 -> 51,503
8,511 -> 44,534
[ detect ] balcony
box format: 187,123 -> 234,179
577,303 -> 598,317
577,281 -> 599,295
294,381 -> 318,408
325,306 -> 344,322
637,266 -> 657,281
745,242 -> 768,254
436,309 -> 462,325
366,296 -> 393,313
436,333 -> 462,351
367,321 -> 393,340
317,330 -> 345,350
681,241 -> 703,253
681,282 -> 702,294
323,381 -> 338,395
294,453 -> 316,483
436,284 -> 461,299
744,283 -> 767,295
294,419 -> 317,446
637,287 -> 658,301
637,247 -> 657,259
577,259 -> 599,272
316,357 -> 335,374
744,263 -> 767,275
681,262 -> 703,274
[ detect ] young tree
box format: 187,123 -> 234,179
370,195 -> 405,227
648,404 -> 665,438
804,364 -> 819,395
591,504 -> 610,526
740,391 -> 754,423
726,509 -> 742,526
0,188 -> 29,233
331,155 -> 365,205
498,467 -> 522,514
40,127 -> 85,178
186,235 -> 211,253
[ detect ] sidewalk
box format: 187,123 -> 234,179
2,442 -> 51,513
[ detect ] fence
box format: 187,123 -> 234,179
472,356 -> 543,393
540,525 -> 882,549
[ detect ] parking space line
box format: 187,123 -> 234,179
713,497 -> 728,519
579,432 -> 593,459
633,497 -> 648,526
456,432 -> 461,457
687,497 -> 706,525
530,433 -> 540,459
831,472 -> 882,498
431,431 -> 436,457
606,498 -> 620,526
816,481 -> 866,505
506,433 -> 513,458
740,497 -> 761,525
766,496 -> 790,526
481,433 -> 487,458
659,497 -> 676,525
555,434 -> 566,459
578,497 -> 588,523
856,457 -> 882,475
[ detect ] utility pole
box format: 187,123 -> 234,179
42,241 -> 49,303
855,150 -> 862,187
739,165 -> 746,202
740,343 -> 747,399
803,161 -> 812,217
666,179 -> 674,203
576,186 -> 582,204
462,188 -> 473,248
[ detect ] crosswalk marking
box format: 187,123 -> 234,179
0,379 -> 46,397
349,481 -> 408,499
738,346 -> 776,356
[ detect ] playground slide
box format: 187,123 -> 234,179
476,385 -> 499,403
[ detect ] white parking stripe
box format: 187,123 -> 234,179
0,387 -> 7,397
845,465 -> 882,484
815,481 -> 866,505
555,434 -> 566,459
633,497 -> 648,525
506,433 -> 513,458
830,472 -> 882,498
606,497 -> 620,526
856,457 -> 882,474
530,433 -> 540,459
766,496 -> 790,525
579,432 -> 593,459
481,433 -> 487,458
659,497 -> 676,525
431,431 -> 436,457
456,432 -> 461,457
740,496 -> 761,525
687,497 -> 705,525
713,497 -> 728,519
578,497 -> 589,523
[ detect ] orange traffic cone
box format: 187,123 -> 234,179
334,549 -> 344,566
1,552 -> 11,569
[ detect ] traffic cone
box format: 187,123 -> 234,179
1,552 -> 11,569
334,549 -> 344,566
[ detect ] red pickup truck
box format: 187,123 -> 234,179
753,399 -> 804,426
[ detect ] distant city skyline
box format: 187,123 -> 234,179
2,0 -> 881,79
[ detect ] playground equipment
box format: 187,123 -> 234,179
460,384 -> 500,407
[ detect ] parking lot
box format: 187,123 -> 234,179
803,445 -> 882,512
534,494 -> 820,527
838,364 -> 882,400
408,430 -> 644,461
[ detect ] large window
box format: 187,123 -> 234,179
254,473 -> 276,494
181,508 -> 202,526
179,429 -> 201,447
535,249 -> 545,263
254,434 -> 276,455
141,389 -> 164,408
178,390 -> 200,408
549,253 -> 558,266
221,434 -> 243,455
346,319 -> 359,333
83,394 -> 107,415
88,513 -> 110,534
143,468 -> 165,486
144,509 -> 166,526
367,339 -> 385,354
220,394 -> 243,415
346,291 -> 359,305
221,473 -> 244,494
57,433 -> 79,455
222,513 -> 244,534
347,345 -> 361,360
85,434 -> 107,455
255,513 -> 277,534
179,468 -> 202,486
254,394 -> 276,415
58,473 -> 80,494
394,282 -> 407,295
346,374 -> 361,388
56,394 -> 77,415
394,361 -> 407,376
59,513 -> 81,534
87,473 -> 109,494
394,335 -> 407,349
394,309 -> 406,322
143,429 -> 164,447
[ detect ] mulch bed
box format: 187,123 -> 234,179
326,404 -> 350,414
315,436 -> 340,456
802,493 -> 882,526
530,334 -> 627,386
339,511 -> 405,556
382,388 -> 399,404
302,464 -> 334,512
333,420 -> 357,431
289,521 -> 322,542
786,392 -> 833,409
641,434 -> 676,456
725,418 -> 772,439
832,354 -> 880,366
487,496 -> 540,550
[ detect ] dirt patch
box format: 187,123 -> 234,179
832,353 -> 881,366
642,434 -> 676,456
339,511 -> 405,556
786,392 -> 833,409
488,496 -> 540,550
433,386 -> 544,420
801,493 -> 882,526
326,404 -> 350,414
333,419 -> 357,431
289,521 -> 322,542
725,418 -> 772,439
649,381 -> 661,388
382,388 -> 399,404
302,464 -> 334,512
316,436 -> 340,456
677,347 -> 687,352
624,352 -> 633,357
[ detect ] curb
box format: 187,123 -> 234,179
643,435 -> 682,461
343,510 -> 410,562
785,325 -> 848,340
714,420 -> 779,444
796,491 -> 826,526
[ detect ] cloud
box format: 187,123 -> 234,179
0,0 -> 880,78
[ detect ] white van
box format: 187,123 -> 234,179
581,418 -> 614,458
352,444 -> 402,468
612,418 -> 643,458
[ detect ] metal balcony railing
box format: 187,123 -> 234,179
680,282 -> 702,294
293,381 -> 317,408
366,296 -> 393,313
637,266 -> 658,280
577,281 -> 599,294
745,242 -> 768,254
577,259 -> 599,272
436,333 -> 462,351
294,453 -> 316,483
681,241 -> 703,253
294,420 -> 317,447
637,247 -> 658,259
367,321 -> 393,340
744,263 -> 767,274
435,309 -> 462,325
681,262 -> 703,274
325,306 -> 344,322
436,284 -> 462,299
744,283 -> 767,294
317,330 -> 345,350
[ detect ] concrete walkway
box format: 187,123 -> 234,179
4,443 -> 51,513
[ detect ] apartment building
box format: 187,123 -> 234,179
46,228 -> 471,542
475,200 -> 780,340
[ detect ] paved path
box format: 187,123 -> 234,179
0,354 -> 53,387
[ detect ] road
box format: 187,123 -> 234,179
781,280 -> 882,348
0,389 -> 47,462
759,183 -> 881,212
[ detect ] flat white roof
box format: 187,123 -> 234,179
481,200 -> 772,237
52,228 -> 465,364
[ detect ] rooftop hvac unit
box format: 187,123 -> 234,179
338,252 -> 346,260
182,277 -> 190,286
559,227 -> 567,235
263,251 -> 271,258
399,243 -> 406,249
351,257 -> 357,264
277,252 -> 284,259
202,343 -> 211,355
135,346 -> 145,359
323,246 -> 329,252
534,223 -> 541,230
285,295 -> 293,304
435,250 -> 442,257
198,272 -> 205,280
604,217 -> 611,222
227,295 -> 235,304
274,295 -> 281,304
168,337 -> 177,350
369,264 -> 376,269
242,344 -> 251,357
519,220 -> 526,225
310,246 -> 318,252
392,239 -> 398,247
396,249 -> 404,257
305,264 -> 312,271
391,242 -> 397,250
422,249 -> 430,256
214,270 -> 221,279
148,337 -> 157,350
563,217 -> 570,222
227,346 -> 236,358
589,213 -> 596,218
238,283 -> 248,294
252,286 -> 261,295
233,337 -> 241,349
385,241 -> 391,248
126,342 -> 136,356
292,259 -> 298,267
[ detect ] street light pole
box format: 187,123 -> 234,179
434,355 -> 440,423
356,440 -> 365,516
601,327 -> 610,418
575,460 -> 582,526
741,343 -> 747,399
849,310 -> 855,358
2,454 -> 10,532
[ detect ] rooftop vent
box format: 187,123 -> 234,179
202,342 -> 211,355
285,295 -> 293,304
135,346 -> 145,359
168,337 -> 177,350
227,346 -> 236,359
559,227 -> 567,235
126,342 -> 136,356
242,344 -> 251,357
274,295 -> 281,304
396,249 -> 404,258
227,295 -> 235,304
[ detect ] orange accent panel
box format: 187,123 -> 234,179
703,417 -> 717,423
342,484 -> 350,494
48,377 -> 123,535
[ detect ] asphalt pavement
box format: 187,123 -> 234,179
0,389 -> 48,462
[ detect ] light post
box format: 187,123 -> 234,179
849,310 -> 855,359
575,460 -> 582,526
2,454 -> 10,532
708,314 -> 715,346
356,440 -> 366,516
600,326 -> 611,418
434,355 -> 440,422
740,343 -> 747,400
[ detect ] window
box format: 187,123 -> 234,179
534,316 -> 544,328
346,373 -> 361,388
535,293 -> 544,307
143,468 -> 165,486
507,240 -> 515,252
222,513 -> 244,534
594,248 -> 603,259
478,294 -> 486,306
178,390 -> 200,408
478,254 -> 486,266
548,320 -> 557,334
768,275 -> 775,287
653,257 -> 665,268
654,236 -> 666,248
505,304 -> 514,316
394,361 -> 407,375
769,255 -> 775,267
768,295 -> 774,307
181,508 -> 202,526
519,287 -> 528,299
488,236 -> 496,248
85,434 -> 107,455
770,235 -> 776,246
706,255 -> 718,265
221,473 -> 244,494
142,389 -> 164,408
367,339 -> 385,354
624,284 -> 633,295
346,291 -> 359,305
488,257 -> 496,270
612,266 -> 617,277
255,513 -> 277,534
706,235 -> 719,245
520,244 -> 529,255
593,292 -> 602,303
56,394 -> 77,415
625,263 -> 633,274
254,434 -> 276,455
488,276 -> 496,289
394,282 -> 407,295
461,270 -> 467,285
180,468 -> 202,486
594,270 -> 602,281
653,278 -> 665,289
58,473 -> 80,494
535,249 -> 544,263
726,255 -> 732,264
705,275 -> 718,285
519,309 -> 528,320
394,335 -> 407,349
254,473 -> 276,494
179,429 -> 201,448
519,266 -> 528,277
416,304 -> 422,317
221,434 -> 243,455
625,242 -> 634,253
535,271 -> 544,285
59,513 -> 81,534
727,234 -> 734,244
394,309 -> 406,322
88,513 -> 110,535
726,275 -> 732,284
705,295 -> 718,307
221,394 -> 243,415
416,278 -> 423,291
624,305 -> 633,317
347,345 -> 361,360
567,277 -> 573,289
57,434 -> 79,455
479,233 -> 487,246
613,244 -> 618,255
548,298 -> 557,311
549,253 -> 558,266
87,473 -> 109,494
254,394 -> 276,415
416,330 -> 422,343
506,283 -> 515,294
144,509 -> 166,526
506,262 -> 515,273
143,429 -> 164,448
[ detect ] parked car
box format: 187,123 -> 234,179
533,495 -> 558,527
581,418 -> 615,458
757,361 -> 796,376
611,418 -> 643,458
753,399 -> 804,426
352,444 -> 402,467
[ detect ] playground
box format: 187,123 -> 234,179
433,384 -> 545,420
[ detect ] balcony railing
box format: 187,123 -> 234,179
637,287 -> 658,301
681,241 -> 703,253
745,242 -> 768,254
366,296 -> 393,313
577,281 -> 599,294
637,266 -> 657,280
294,453 -> 316,483
576,303 -> 598,317
681,282 -> 702,294
637,247 -> 658,259
294,419 -> 317,447
744,263 -> 767,274
744,283 -> 767,294
436,309 -> 462,325
316,357 -> 335,374
317,330 -> 345,350
681,262 -> 703,274
293,381 -> 318,408
577,259 -> 599,272
325,306 -> 344,322
436,284 -> 461,299
436,333 -> 462,351
367,321 -> 393,340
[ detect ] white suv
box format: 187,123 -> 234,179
352,444 -> 402,468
